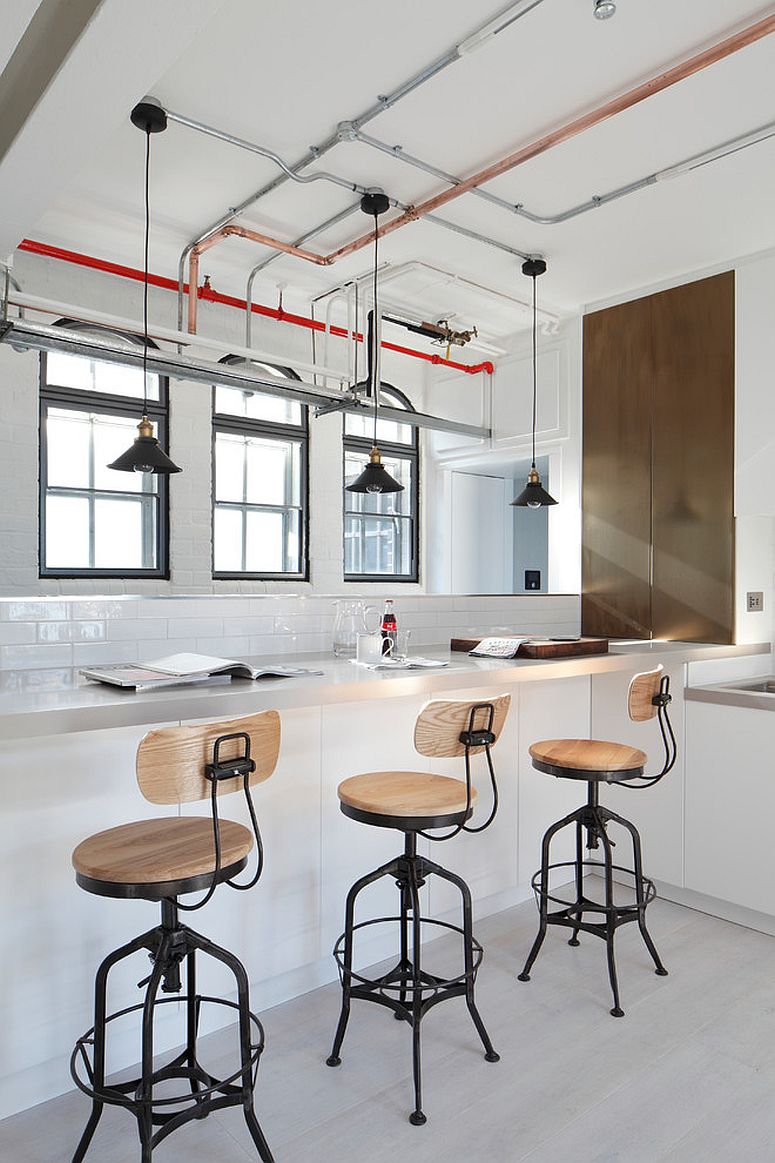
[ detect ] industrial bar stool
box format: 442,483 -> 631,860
69,711 -> 280,1163
326,695 -> 511,1126
518,667 -> 676,1016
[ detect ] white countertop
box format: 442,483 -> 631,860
0,640 -> 765,742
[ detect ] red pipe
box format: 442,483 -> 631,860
17,238 -> 494,375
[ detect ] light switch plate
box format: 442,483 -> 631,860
747,591 -> 764,612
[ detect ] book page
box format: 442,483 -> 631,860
143,653 -> 237,676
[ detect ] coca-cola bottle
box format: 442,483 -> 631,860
381,599 -> 397,657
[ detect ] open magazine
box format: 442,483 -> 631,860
81,652 -> 324,689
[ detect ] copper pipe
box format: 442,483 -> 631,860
188,224 -> 332,332
325,12 -> 775,264
185,12 -> 775,332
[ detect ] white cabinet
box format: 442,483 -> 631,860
685,700 -> 775,914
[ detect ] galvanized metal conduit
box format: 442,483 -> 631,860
171,108 -> 536,332
174,0 -> 546,331
352,117 -> 775,226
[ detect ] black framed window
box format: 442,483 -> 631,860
39,326 -> 170,578
343,383 -> 419,581
212,361 -> 309,580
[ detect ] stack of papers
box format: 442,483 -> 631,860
352,657 -> 449,671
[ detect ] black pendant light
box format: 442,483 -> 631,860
108,101 -> 181,475
512,258 -> 556,508
345,192 -> 404,495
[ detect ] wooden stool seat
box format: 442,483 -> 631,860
337,771 -> 477,828
529,738 -> 646,780
72,817 -> 253,896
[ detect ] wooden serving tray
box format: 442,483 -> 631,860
450,636 -> 609,658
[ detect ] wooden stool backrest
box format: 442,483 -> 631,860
136,710 -> 281,805
627,666 -> 664,722
414,694 -> 511,759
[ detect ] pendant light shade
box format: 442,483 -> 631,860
511,257 -> 557,508
345,191 -> 404,497
109,100 -> 181,476
347,447 -> 405,494
107,416 -> 181,474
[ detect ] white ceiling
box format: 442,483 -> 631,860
6,0 -> 775,332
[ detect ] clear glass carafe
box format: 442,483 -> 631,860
332,599 -> 380,657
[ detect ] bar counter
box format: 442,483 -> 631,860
0,639 -> 764,740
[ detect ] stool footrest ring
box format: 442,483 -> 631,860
333,915 -> 483,1018
71,993 -> 264,1120
529,860 -> 657,922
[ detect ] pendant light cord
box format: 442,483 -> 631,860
142,126 -> 151,418
372,211 -> 379,447
531,271 -> 537,469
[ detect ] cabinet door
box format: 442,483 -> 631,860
651,273 -> 735,644
582,299 -> 653,639
685,700 -> 775,914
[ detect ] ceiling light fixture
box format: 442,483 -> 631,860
108,100 -> 181,475
593,0 -> 617,19
345,192 -> 404,495
511,258 -> 557,509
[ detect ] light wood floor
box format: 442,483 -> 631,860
3,891 -> 775,1162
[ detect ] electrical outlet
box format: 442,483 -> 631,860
747,591 -> 764,613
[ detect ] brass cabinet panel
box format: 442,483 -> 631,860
651,273 -> 735,644
582,272 -> 734,644
582,299 -> 653,639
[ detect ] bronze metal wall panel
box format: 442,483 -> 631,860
650,272 -> 735,644
582,299 -> 653,639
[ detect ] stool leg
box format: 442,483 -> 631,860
327,862 -> 395,1068
429,863 -> 499,1063
191,931 -> 274,1163
407,857 -> 426,1127
598,821 -> 624,1018
568,818 -> 585,947
136,931 -> 171,1161
186,948 -> 200,1095
519,810 -> 577,982
396,882 -> 411,1015
72,929 -> 156,1163
606,808 -> 668,977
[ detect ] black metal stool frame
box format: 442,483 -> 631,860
519,675 -> 677,1017
71,731 -> 274,1163
326,702 -> 502,1127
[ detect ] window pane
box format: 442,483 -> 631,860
245,509 -> 301,574
344,514 -> 412,576
94,497 -> 152,570
214,506 -> 244,572
246,437 -> 300,506
214,431 -> 246,502
46,351 -> 159,400
344,450 -> 413,516
46,408 -> 91,488
344,387 -> 414,445
214,367 -> 303,426
45,495 -> 90,569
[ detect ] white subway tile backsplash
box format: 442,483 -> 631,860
0,594 -> 581,669
72,642 -> 139,666
7,601 -> 68,622
167,618 -> 224,639
0,622 -> 36,645
2,643 -> 72,668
